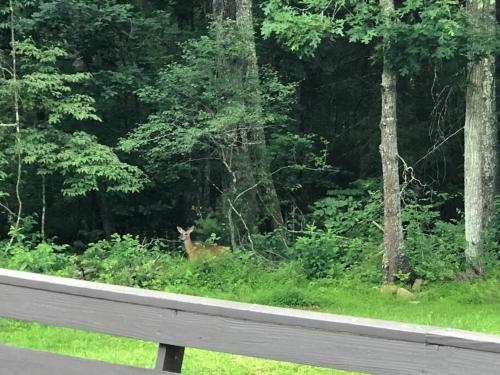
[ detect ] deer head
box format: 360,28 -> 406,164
177,225 -> 194,242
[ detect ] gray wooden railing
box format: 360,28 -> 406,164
0,268 -> 499,375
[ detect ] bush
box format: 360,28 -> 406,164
289,226 -> 372,279
287,180 -> 383,279
0,220 -> 76,276
403,202 -> 465,281
484,196 -> 500,273
2,242 -> 73,275
159,249 -> 266,295
80,234 -> 170,288
311,179 -> 383,239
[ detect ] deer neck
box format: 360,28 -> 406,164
183,237 -> 195,258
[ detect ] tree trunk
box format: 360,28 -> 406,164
215,0 -> 284,230
379,0 -> 405,283
9,0 -> 22,245
213,0 -> 258,242
96,191 -> 114,239
480,2 -> 497,227
464,0 -> 496,275
482,57 -> 497,225
237,0 -> 285,230
41,175 -> 46,241
213,0 -> 237,19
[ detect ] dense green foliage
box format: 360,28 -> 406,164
0,0 -> 498,289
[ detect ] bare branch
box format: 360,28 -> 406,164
0,200 -> 16,218
8,0 -> 22,246
414,127 -> 464,166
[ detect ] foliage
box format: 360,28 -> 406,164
285,181 -> 469,282
283,180 -> 383,279
121,21 -> 296,165
0,40 -> 100,124
79,234 -> 167,288
484,196 -> 500,272
57,132 -> 148,196
290,226 -> 370,278
0,0 -> 497,289
262,0 -> 499,75
262,0 -> 346,57
22,129 -> 148,197
0,217 -> 76,275
403,201 -> 465,281
311,180 -> 383,238
347,0 -> 468,74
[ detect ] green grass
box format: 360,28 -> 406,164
165,276 -> 500,334
1,275 -> 500,374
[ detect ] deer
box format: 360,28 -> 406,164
177,226 -> 227,261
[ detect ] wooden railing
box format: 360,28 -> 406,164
0,268 -> 499,374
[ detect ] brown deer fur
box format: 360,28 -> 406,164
177,226 -> 227,261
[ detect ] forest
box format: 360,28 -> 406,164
0,0 -> 499,372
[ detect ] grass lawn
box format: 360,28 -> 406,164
1,278 -> 499,374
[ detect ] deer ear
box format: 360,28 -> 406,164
187,226 -> 195,233
177,226 -> 184,234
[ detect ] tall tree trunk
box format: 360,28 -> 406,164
41,175 -> 46,241
236,0 -> 285,230
482,61 -> 497,224
480,1 -> 497,227
214,0 -> 236,19
379,0 -> 405,283
96,191 -> 113,239
464,0 -> 496,275
7,0 -> 22,246
213,0 -> 258,242
214,0 -> 284,233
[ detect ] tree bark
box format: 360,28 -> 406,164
237,0 -> 285,230
482,57 -> 497,225
464,0 -> 496,275
41,175 -> 46,241
213,0 -> 237,19
213,0 -> 284,229
379,0 -> 405,283
213,0 -> 284,241
480,1 -> 497,227
7,0 -> 22,246
213,0 -> 257,241
96,191 -> 114,239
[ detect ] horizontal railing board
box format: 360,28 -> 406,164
0,344 -> 169,375
423,345 -> 500,375
427,328 -> 500,354
0,268 -> 427,343
1,268 -> 500,374
1,268 -> 499,354
0,283 -> 427,374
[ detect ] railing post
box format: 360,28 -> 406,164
155,343 -> 185,373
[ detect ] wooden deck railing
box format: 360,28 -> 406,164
0,268 -> 499,374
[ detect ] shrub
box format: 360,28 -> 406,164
159,249 -> 266,295
0,219 -> 76,276
484,196 -> 500,273
287,180 -> 383,279
403,202 -> 465,281
80,234 -> 170,288
2,242 -> 72,275
289,226 -> 371,279
311,179 -> 383,239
